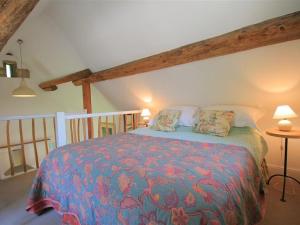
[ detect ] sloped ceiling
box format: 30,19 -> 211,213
45,0 -> 299,72
42,0 -> 300,107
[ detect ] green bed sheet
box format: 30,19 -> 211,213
131,126 -> 268,167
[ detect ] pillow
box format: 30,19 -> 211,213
150,110 -> 181,132
203,105 -> 264,128
167,105 -> 198,126
193,110 -> 234,137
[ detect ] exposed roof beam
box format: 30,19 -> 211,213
39,69 -> 92,91
0,0 -> 39,51
74,11 -> 300,85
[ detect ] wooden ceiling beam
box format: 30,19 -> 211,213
74,11 -> 300,85
0,0 -> 39,51
39,69 -> 92,91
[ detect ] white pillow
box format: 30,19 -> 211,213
149,105 -> 198,127
168,105 -> 198,126
203,105 -> 264,128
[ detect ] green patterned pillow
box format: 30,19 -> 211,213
193,110 -> 234,137
150,110 -> 181,132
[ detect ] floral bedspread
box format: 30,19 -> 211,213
27,133 -> 265,225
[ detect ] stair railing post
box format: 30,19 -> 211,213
55,112 -> 67,147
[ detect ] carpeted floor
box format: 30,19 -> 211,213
0,171 -> 60,225
0,171 -> 299,225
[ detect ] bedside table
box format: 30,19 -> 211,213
266,128 -> 300,202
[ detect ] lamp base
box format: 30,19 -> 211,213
143,118 -> 149,127
278,119 -> 292,131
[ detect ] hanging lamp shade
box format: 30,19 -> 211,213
12,78 -> 36,97
12,39 -> 36,97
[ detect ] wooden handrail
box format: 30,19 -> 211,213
98,116 -> 102,137
32,119 -> 39,168
53,117 -> 57,148
0,138 -> 51,149
18,120 -> 26,172
43,118 -> 49,155
6,120 -> 14,176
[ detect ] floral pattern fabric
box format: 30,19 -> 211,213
27,134 -> 265,225
193,110 -> 234,137
150,110 -> 181,132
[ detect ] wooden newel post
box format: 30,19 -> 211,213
82,81 -> 93,139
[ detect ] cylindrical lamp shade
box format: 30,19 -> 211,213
141,108 -> 151,121
141,108 -> 151,117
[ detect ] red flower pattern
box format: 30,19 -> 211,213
27,133 -> 265,225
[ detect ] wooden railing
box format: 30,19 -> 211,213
61,110 -> 143,146
0,110 -> 143,179
0,114 -> 56,178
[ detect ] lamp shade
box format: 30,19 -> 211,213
12,78 -> 36,97
273,105 -> 297,119
141,108 -> 151,117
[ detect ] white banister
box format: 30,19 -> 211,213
0,110 -> 142,149
0,114 -> 55,121
64,110 -> 142,120
55,112 -> 67,147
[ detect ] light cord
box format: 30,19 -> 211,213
17,39 -> 23,79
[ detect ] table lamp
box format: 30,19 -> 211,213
141,108 -> 151,127
273,105 -> 297,131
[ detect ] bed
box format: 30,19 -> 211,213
26,126 -> 267,225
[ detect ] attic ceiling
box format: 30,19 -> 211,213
2,0 -> 299,80
44,0 -> 300,73
1,0 -> 300,110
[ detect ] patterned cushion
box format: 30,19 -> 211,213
150,110 -> 181,132
193,110 -> 234,137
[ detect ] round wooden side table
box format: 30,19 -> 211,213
266,128 -> 300,202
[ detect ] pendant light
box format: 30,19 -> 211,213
12,39 -> 36,97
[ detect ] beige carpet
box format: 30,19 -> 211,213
0,171 -> 61,225
259,178 -> 300,225
0,171 -> 299,225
